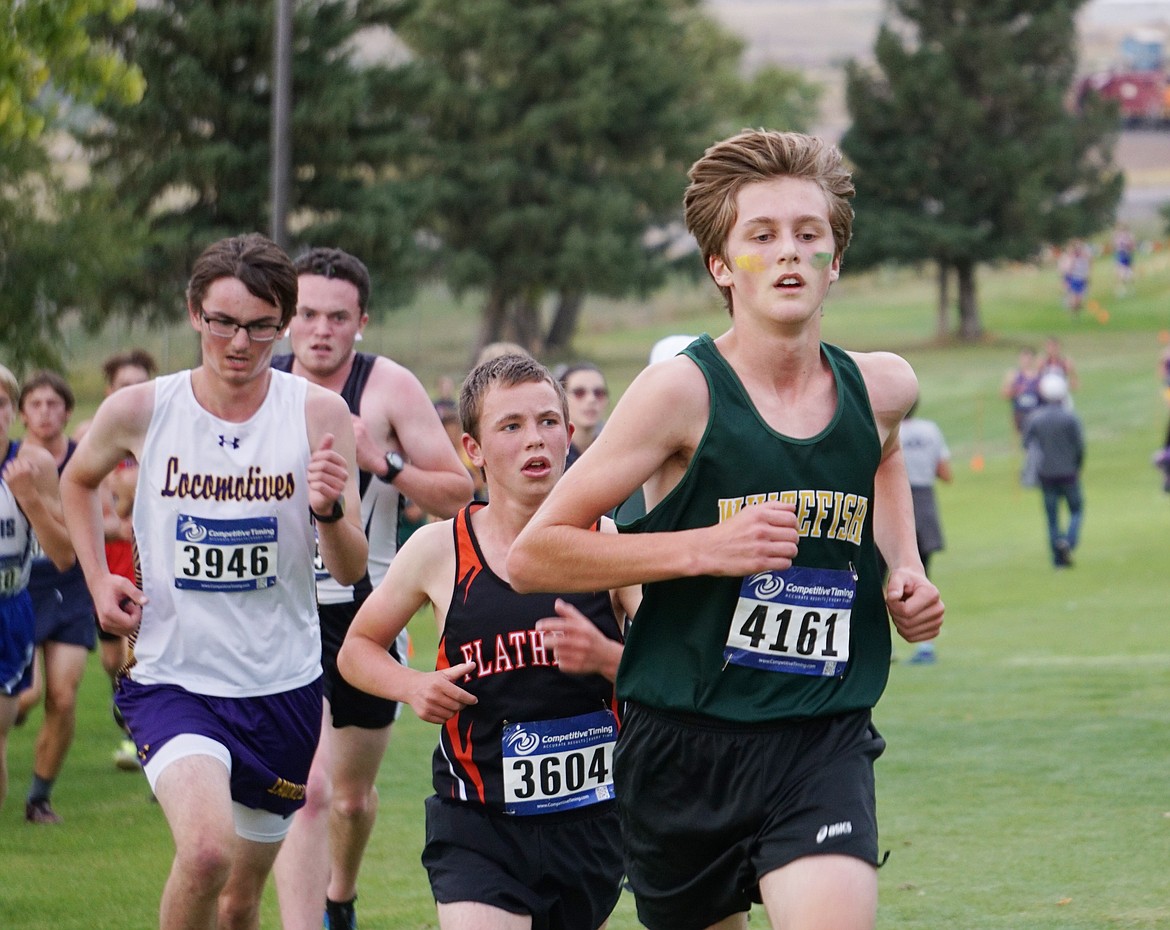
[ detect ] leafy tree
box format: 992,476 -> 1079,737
0,147 -> 147,372
82,0 -> 424,321
384,0 -> 817,357
840,0 -> 1123,339
0,0 -> 144,142
0,1 -> 145,368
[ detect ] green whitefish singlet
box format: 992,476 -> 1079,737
616,335 -> 891,723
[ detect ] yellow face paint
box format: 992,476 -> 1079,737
733,254 -> 767,273
811,252 -> 834,270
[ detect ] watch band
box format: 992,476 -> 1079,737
311,498 -> 345,524
380,451 -> 405,484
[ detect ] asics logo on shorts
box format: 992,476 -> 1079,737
816,821 -> 853,844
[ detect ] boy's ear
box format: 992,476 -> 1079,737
462,432 -> 484,469
709,254 -> 733,288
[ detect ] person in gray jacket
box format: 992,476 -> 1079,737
1023,373 -> 1085,567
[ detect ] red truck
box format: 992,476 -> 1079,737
1076,28 -> 1170,127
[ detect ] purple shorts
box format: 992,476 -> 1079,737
115,676 -> 323,817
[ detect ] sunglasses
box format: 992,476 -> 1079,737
569,386 -> 608,401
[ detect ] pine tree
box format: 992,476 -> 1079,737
83,0 -> 423,319
841,0 -> 1123,339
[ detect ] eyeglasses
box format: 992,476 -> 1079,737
201,312 -> 282,343
569,387 -> 608,401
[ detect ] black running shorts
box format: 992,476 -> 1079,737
422,795 -> 623,930
614,703 -> 885,930
319,599 -> 401,730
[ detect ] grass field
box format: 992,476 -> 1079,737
3,244 -> 1170,928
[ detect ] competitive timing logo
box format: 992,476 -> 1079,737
747,571 -> 785,599
504,727 -> 541,756
177,517 -> 208,543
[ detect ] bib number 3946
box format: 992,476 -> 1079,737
723,566 -> 854,677
174,514 -> 278,592
501,708 -> 617,816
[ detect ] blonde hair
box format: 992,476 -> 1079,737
0,364 -> 18,405
684,130 -> 855,313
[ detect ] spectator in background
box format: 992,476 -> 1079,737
433,374 -> 457,408
557,362 -> 609,469
898,400 -> 952,665
477,341 -> 530,366
1058,239 -> 1091,316
1000,346 -> 1041,439
649,334 -> 699,367
1154,342 -> 1170,492
1113,223 -> 1136,297
1024,373 -> 1085,568
1040,335 -> 1078,395
436,398 -> 486,503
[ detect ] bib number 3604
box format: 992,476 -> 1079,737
501,708 -> 617,816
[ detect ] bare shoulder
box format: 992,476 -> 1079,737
16,442 -> 57,475
400,517 -> 453,557
92,382 -> 155,452
392,518 -> 455,594
362,355 -> 432,423
613,353 -> 709,439
304,381 -> 352,421
848,350 -> 919,422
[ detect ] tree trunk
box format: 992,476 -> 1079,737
955,259 -> 982,341
543,291 -> 584,352
509,292 -> 541,354
935,260 -> 950,339
474,286 -> 510,365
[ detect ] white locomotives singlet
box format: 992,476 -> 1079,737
132,370 -> 319,697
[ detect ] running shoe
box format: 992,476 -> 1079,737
114,738 -> 140,771
25,798 -> 62,824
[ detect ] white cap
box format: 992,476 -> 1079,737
649,334 -> 697,366
1038,372 -> 1068,403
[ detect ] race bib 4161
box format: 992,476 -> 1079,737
723,566 -> 854,677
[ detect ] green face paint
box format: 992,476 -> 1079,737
733,254 -> 767,273
811,252 -> 834,270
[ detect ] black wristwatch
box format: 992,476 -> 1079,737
311,497 -> 345,524
379,450 -> 406,484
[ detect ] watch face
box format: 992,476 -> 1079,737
388,452 -> 404,471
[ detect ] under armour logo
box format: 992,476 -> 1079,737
217,435 -> 241,449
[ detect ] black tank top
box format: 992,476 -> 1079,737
28,439 -> 90,599
433,503 -> 622,813
272,352 -> 379,599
